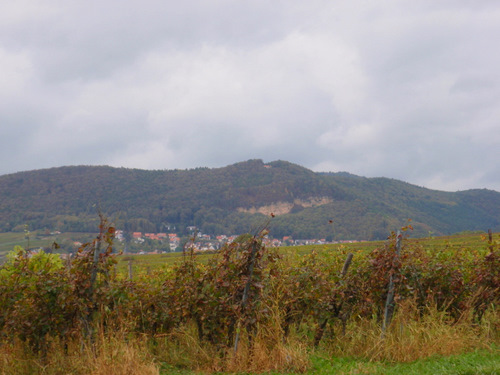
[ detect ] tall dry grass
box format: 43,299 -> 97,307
150,303 -> 310,373
0,322 -> 309,374
320,300 -> 500,363
1,302 -> 498,374
149,328 -> 309,373
0,333 -> 159,375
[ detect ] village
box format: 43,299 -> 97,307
114,229 -> 364,254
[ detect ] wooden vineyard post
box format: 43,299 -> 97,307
128,260 -> 133,280
234,238 -> 260,354
83,214 -> 106,343
488,228 -> 494,253
66,253 -> 72,271
90,213 -> 106,292
341,252 -> 354,277
313,252 -> 354,347
382,230 -> 402,337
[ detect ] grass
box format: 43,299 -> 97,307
6,298 -> 497,375
306,348 -> 500,375
324,301 -> 498,359
0,333 -> 159,375
0,306 -> 498,375
0,231 -> 95,259
114,231 -> 496,276
156,348 -> 500,374
1,230 -> 495,271
4,344 -> 496,375
115,251 -> 215,276
152,299 -> 500,374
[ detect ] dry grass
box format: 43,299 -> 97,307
321,301 -> 500,363
152,306 -> 310,373
1,302 -> 498,374
0,326 -> 309,375
222,327 -> 310,373
0,333 -> 159,375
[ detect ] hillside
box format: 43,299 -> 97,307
0,159 -> 499,240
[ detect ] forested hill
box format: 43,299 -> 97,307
0,159 -> 499,240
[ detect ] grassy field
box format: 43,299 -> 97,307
1,229 -> 495,284
0,231 -> 95,257
1,229 -> 491,271
305,348 -> 500,375
158,348 -> 500,374
113,230 -> 494,276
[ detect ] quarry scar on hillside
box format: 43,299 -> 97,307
237,197 -> 333,216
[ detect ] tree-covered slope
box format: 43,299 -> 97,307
0,160 -> 498,239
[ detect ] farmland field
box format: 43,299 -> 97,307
0,231 -> 95,258
0,229 -> 488,266
113,231 -> 490,275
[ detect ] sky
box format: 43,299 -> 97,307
1,1 -> 499,192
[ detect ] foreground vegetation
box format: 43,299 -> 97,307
0,219 -> 498,374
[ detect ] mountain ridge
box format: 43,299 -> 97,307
0,159 -> 498,240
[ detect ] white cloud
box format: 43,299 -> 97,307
0,0 -> 499,192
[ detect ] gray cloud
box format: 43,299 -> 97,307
0,0 -> 499,192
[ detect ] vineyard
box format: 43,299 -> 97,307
0,217 -> 499,374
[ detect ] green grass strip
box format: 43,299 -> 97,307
307,347 -> 500,375
158,347 -> 500,375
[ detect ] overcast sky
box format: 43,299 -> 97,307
1,1 -> 499,192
